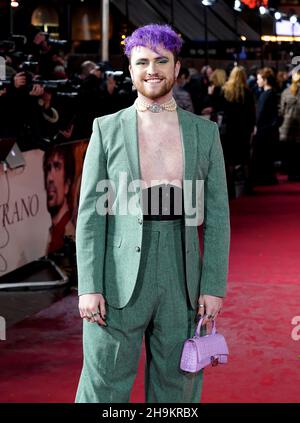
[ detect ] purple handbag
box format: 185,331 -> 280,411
180,317 -> 229,373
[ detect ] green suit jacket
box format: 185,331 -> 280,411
76,105 -> 230,309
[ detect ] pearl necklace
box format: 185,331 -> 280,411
134,97 -> 177,113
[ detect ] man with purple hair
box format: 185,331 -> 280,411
75,24 -> 230,403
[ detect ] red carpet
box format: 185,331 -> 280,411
1,177 -> 300,402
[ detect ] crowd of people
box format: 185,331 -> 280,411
173,63 -> 300,196
0,26 -> 133,151
1,26 -> 300,197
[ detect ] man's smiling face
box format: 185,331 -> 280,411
129,45 -> 180,100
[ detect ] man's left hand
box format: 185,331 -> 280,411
196,294 -> 223,325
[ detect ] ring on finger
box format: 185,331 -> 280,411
89,319 -> 97,324
83,314 -> 93,321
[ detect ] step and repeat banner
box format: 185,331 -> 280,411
0,140 -> 88,277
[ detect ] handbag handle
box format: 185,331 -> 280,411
195,317 -> 217,337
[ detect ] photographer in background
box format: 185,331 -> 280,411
1,70 -> 74,149
0,65 -> 45,150
37,87 -> 75,145
0,26 -> 76,148
1,28 -> 134,147
74,62 -> 106,138
102,71 -> 129,115
27,25 -> 68,80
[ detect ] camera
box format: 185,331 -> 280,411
0,80 -> 11,89
105,70 -> 124,80
36,79 -> 80,97
47,39 -> 68,48
42,33 -> 69,50
18,55 -> 39,73
0,40 -> 15,55
104,70 -> 133,95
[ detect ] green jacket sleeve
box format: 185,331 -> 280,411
76,118 -> 108,296
200,123 -> 230,297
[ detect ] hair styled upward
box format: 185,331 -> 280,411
124,24 -> 182,62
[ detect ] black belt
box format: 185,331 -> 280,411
143,214 -> 184,221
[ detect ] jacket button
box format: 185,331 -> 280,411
138,217 -> 143,225
104,200 -> 108,208
135,246 -> 141,253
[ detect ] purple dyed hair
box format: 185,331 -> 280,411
124,24 -> 182,61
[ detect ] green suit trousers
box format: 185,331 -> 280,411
75,218 -> 204,403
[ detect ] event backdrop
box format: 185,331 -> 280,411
0,141 -> 88,278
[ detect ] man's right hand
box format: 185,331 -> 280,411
78,293 -> 107,326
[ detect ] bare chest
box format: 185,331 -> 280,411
137,120 -> 183,187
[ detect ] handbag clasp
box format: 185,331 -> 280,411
210,356 -> 219,367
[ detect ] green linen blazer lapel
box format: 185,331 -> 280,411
122,105 -> 141,185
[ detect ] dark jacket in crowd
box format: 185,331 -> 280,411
219,87 -> 256,165
256,88 -> 279,137
252,88 -> 279,184
75,74 -> 106,138
202,85 -> 224,120
0,84 -> 42,150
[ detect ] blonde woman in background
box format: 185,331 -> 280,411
220,65 -> 256,197
210,68 -> 227,90
279,70 -> 300,181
